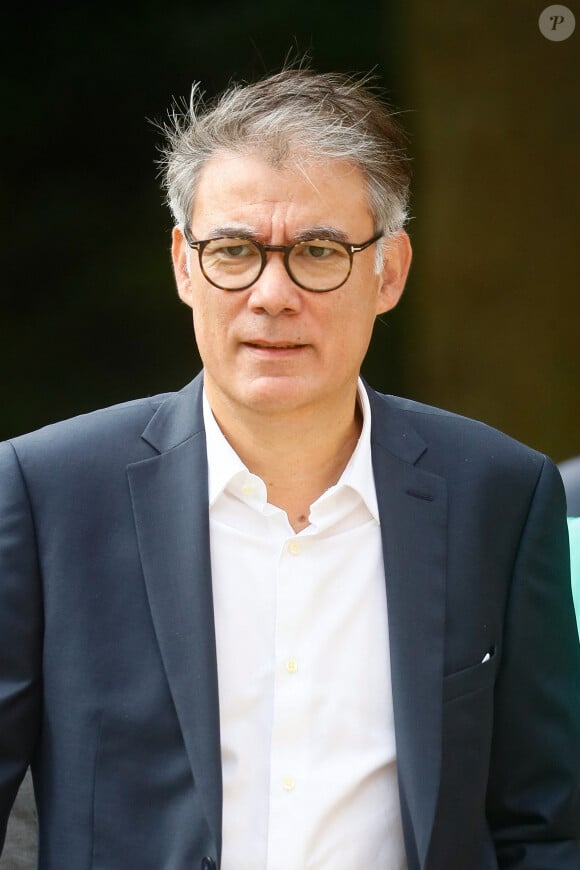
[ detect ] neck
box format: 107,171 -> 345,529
206,383 -> 363,532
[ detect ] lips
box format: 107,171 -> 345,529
244,340 -> 305,349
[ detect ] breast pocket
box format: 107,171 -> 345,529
443,646 -> 497,703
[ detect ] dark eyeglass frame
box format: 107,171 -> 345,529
182,227 -> 384,292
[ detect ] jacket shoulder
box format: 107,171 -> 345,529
2,391 -> 175,468
370,389 -> 549,480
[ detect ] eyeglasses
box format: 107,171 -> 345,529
182,228 -> 383,292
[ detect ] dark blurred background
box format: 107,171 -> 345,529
1,1 -> 578,462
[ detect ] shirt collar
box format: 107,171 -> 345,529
203,379 -> 379,522
313,381 -> 379,522
203,391 -> 252,509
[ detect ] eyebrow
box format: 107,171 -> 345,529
203,224 -> 259,240
293,226 -> 350,243
200,224 -> 351,244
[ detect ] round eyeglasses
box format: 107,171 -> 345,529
182,228 -> 383,292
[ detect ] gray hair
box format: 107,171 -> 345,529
158,67 -> 412,242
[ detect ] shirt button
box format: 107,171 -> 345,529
282,776 -> 296,791
288,539 -> 301,555
286,657 -> 298,673
200,857 -> 216,870
241,482 -> 255,495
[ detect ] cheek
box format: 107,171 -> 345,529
333,291 -> 379,342
190,292 -> 237,351
319,311 -> 376,374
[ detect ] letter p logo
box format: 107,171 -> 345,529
539,5 -> 576,40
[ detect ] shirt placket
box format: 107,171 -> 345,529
265,531 -> 313,869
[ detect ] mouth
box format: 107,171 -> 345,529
244,340 -> 306,350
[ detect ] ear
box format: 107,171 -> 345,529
171,226 -> 194,308
375,230 -> 413,315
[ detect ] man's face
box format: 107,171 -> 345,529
172,150 -> 411,420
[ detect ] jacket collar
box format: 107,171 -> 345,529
140,372 -> 205,453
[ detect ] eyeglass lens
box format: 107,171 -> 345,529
201,238 -> 351,291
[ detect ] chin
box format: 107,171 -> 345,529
236,376 -> 316,414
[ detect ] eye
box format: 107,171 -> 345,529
292,239 -> 347,262
301,242 -> 336,259
206,238 -> 258,259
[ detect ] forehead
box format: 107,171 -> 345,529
190,149 -> 374,237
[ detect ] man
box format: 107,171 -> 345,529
1,68 -> 579,870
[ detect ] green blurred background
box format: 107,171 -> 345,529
1,2 -> 578,462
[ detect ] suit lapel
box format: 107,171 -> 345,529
126,375 -> 222,848
369,388 -> 447,870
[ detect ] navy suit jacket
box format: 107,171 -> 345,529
1,373 -> 579,869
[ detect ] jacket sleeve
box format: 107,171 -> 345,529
0,441 -> 43,851
487,456 -> 580,868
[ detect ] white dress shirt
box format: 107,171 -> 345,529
203,381 -> 406,870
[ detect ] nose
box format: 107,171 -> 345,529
247,252 -> 302,315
